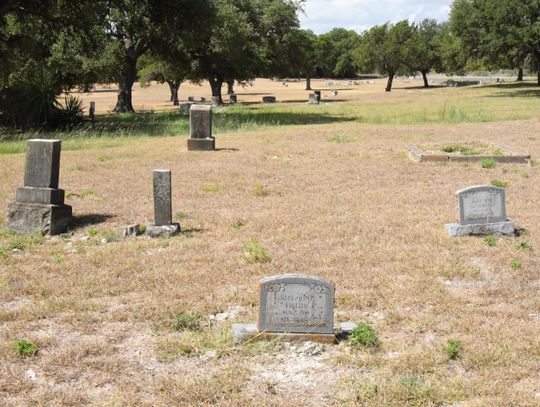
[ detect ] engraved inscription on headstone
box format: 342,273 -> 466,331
458,186 -> 506,225
258,275 -> 334,334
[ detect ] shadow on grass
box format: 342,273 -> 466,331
215,148 -> 239,152
71,214 -> 115,229
482,81 -> 540,97
392,85 -> 445,90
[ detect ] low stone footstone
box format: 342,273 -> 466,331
230,94 -> 237,104
179,101 -> 194,113
445,185 -> 514,237
187,104 -> 215,151
233,275 -> 355,344
7,139 -> 72,235
146,170 -> 180,238
308,93 -> 318,104
262,96 -> 276,104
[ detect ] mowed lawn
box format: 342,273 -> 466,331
0,79 -> 539,406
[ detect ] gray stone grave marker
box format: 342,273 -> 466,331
233,274 -> 357,344
7,139 -> 72,235
179,101 -> 194,113
188,96 -> 195,102
308,93 -> 318,104
314,90 -> 321,102
445,185 -> 514,236
89,101 -> 95,121
211,96 -> 221,107
230,94 -> 237,104
146,170 -> 180,237
187,105 -> 215,151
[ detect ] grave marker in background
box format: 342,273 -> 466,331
187,105 -> 215,151
146,170 -> 180,237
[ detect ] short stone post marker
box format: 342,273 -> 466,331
89,101 -> 96,122
314,90 -> 321,102
146,170 -> 180,237
445,185 -> 514,237
308,93 -> 319,104
187,104 -> 215,151
230,94 -> 237,104
233,274 -> 357,344
7,139 -> 72,235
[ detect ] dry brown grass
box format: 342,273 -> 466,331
1,79 -> 540,406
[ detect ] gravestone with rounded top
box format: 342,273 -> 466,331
187,105 -> 215,151
7,139 -> 72,235
445,185 -> 514,236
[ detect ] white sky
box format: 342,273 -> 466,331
299,0 -> 452,34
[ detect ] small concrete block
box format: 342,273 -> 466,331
146,223 -> 180,238
124,224 -> 143,237
7,202 -> 72,235
16,187 -> 65,205
190,104 -> 212,139
187,138 -> 215,151
445,221 -> 514,237
24,139 -> 61,188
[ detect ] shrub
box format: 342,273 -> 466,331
241,238 -> 271,264
481,158 -> 496,169
350,323 -> 379,348
443,339 -> 461,360
12,339 -> 38,356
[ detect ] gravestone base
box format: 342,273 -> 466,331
187,137 -> 215,151
233,321 -> 357,345
146,223 -> 180,238
445,220 -> 514,237
16,187 -> 65,205
7,202 -> 72,236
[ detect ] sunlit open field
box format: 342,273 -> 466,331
1,78 -> 539,406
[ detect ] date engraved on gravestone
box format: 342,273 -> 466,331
458,186 -> 506,225
258,275 -> 334,334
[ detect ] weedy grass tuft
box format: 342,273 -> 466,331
350,323 -> 379,348
253,183 -> 270,197
202,185 -> 219,193
231,219 -> 246,229
174,212 -> 190,221
441,145 -> 479,155
327,134 -> 355,143
490,179 -> 509,188
515,241 -> 532,251
481,158 -> 496,169
241,238 -> 271,264
484,236 -> 497,247
443,339 -> 462,360
12,339 -> 38,356
86,226 -> 99,237
509,259 -> 522,270
172,313 -> 202,331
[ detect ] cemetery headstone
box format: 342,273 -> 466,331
314,90 -> 321,103
7,139 -> 72,235
230,94 -> 237,104
89,101 -> 95,122
308,93 -> 319,104
146,170 -> 180,237
233,274 -> 355,344
445,185 -> 514,237
262,96 -> 276,104
187,104 -> 215,151
211,96 -> 221,107
200,96 -> 206,102
179,101 -> 194,113
188,96 -> 195,102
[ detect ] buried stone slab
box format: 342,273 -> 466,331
233,275 -> 348,344
146,170 -> 180,237
445,185 -> 514,237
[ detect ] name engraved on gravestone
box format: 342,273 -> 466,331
458,186 -> 506,225
258,275 -> 334,334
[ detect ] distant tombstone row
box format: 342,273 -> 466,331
445,185 -> 514,237
7,140 -> 72,235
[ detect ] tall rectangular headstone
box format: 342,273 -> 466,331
146,170 -> 180,237
445,185 -> 514,236
187,105 -> 215,151
7,139 -> 72,235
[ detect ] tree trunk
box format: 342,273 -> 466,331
421,70 -> 429,88
113,55 -> 137,113
517,67 -> 524,81
385,73 -> 394,92
306,75 -> 312,91
209,77 -> 223,105
167,80 -> 180,105
227,80 -> 234,95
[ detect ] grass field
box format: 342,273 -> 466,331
1,77 -> 539,406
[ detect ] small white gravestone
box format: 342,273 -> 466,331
445,185 -> 514,237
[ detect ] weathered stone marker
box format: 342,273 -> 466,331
308,93 -> 319,104
230,94 -> 237,104
314,90 -> 321,102
187,104 -> 215,151
188,96 -> 195,102
445,185 -> 514,237
211,96 -> 221,107
7,139 -> 72,235
179,101 -> 194,113
146,170 -> 180,237
89,101 -> 95,121
233,275 -> 356,344
262,96 -> 276,104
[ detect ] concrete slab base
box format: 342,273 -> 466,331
187,138 -> 215,151
445,221 -> 514,237
7,202 -> 72,235
146,223 -> 180,238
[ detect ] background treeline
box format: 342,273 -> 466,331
1,0 -> 538,129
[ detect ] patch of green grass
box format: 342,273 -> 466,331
86,226 -> 99,237
5,232 -> 43,253
515,241 -> 532,251
241,238 -> 271,264
509,259 -> 522,270
253,183 -> 270,197
350,323 -> 379,348
172,313 -> 202,331
202,185 -> 219,193
490,179 -> 509,188
493,148 -> 503,157
481,158 -> 496,169
327,134 -> 355,143
12,339 -> 38,356
443,339 -> 462,360
79,188 -> 95,198
484,236 -> 497,247
441,145 -> 479,155
231,219 -> 246,229
0,246 -> 7,258
174,212 -> 190,221
53,255 -> 64,264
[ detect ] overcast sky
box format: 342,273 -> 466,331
299,0 -> 452,34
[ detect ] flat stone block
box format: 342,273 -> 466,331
7,202 -> 72,236
16,187 -> 64,205
24,139 -> 61,188
187,138 -> 215,151
232,324 -> 336,345
146,223 -> 180,238
445,221 -> 514,237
